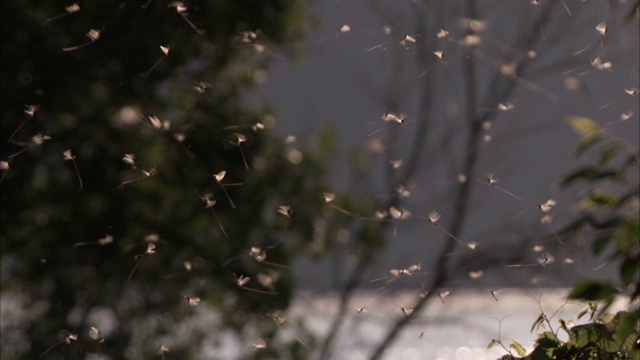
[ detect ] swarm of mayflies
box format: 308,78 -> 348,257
182,295 -> 201,307
74,234 -> 113,247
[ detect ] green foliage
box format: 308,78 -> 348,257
562,116 -> 639,306
498,311 -> 638,360
495,117 -> 639,360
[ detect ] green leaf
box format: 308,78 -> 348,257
567,116 -> 602,155
569,280 -> 617,301
592,236 -> 611,255
488,338 -> 499,349
531,313 -> 546,333
597,142 -> 623,167
561,167 -> 618,188
511,340 -> 527,357
620,259 -> 639,285
568,116 -> 600,138
533,331 -> 561,358
585,189 -> 617,208
614,311 -> 640,352
577,303 -> 597,321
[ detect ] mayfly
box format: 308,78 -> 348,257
45,3 -> 80,23
144,115 -> 170,131
40,331 -> 78,358
201,194 -> 228,237
7,105 -> 38,144
366,34 -> 421,52
118,163 -> 157,188
88,326 -> 104,349
143,45 -> 172,77
210,170 -> 238,209
536,198 -> 564,245
595,21 -> 607,46
248,246 -> 291,269
370,263 -> 423,284
63,149 -> 83,191
418,50 -> 447,78
489,290 -> 501,302
323,192 -> 364,219
506,252 -> 555,268
0,160 -> 10,184
389,206 -> 411,237
182,81 -> 212,115
127,240 -> 157,283
426,211 -> 476,249
252,338 -> 267,350
233,273 -> 279,295
479,173 -> 522,200
182,295 -> 201,307
168,2 -> 205,35
231,133 -> 250,171
8,134 -> 51,160
63,28 -> 103,52
598,88 -> 639,110
269,205 -> 291,249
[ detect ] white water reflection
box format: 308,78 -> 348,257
289,288 -> 625,359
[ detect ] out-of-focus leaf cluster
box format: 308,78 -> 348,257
0,1 -> 379,359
